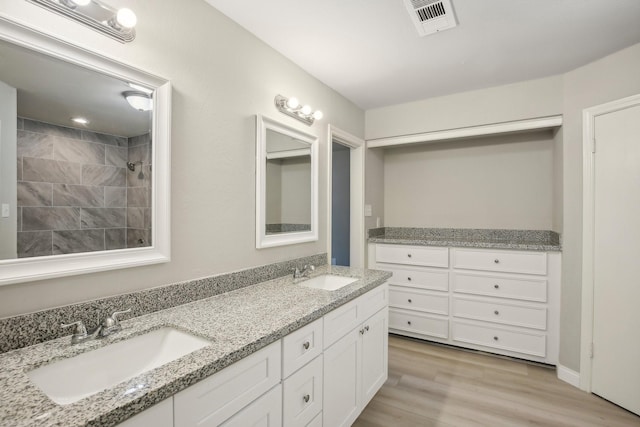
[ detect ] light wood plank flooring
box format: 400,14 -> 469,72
354,335 -> 640,427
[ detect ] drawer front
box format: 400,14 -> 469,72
452,297 -> 547,330
174,341 -> 281,427
389,308 -> 449,339
452,272 -> 547,302
282,318 -> 323,378
357,283 -> 389,321
452,248 -> 547,275
452,321 -> 546,358
380,265 -> 449,291
306,412 -> 322,427
220,384 -> 282,427
376,244 -> 449,268
283,356 -> 323,427
389,286 -> 448,315
324,298 -> 359,349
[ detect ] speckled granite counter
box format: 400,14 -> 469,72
0,265 -> 391,427
368,227 -> 561,252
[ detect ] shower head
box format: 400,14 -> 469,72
127,160 -> 142,171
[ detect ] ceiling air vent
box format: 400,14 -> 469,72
403,0 -> 458,37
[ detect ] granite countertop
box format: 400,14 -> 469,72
0,265 -> 391,427
368,228 -> 561,252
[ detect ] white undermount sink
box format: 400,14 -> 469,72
299,274 -> 358,291
27,327 -> 210,405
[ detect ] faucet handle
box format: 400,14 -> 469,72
110,308 -> 131,324
61,320 -> 88,337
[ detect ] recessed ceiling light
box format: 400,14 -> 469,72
128,82 -> 154,95
71,117 -> 89,125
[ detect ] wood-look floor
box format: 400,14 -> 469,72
353,335 -> 640,427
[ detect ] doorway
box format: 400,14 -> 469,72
327,126 -> 364,268
581,94 -> 640,416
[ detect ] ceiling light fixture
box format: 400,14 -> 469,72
274,94 -> 323,126
128,82 -> 154,95
26,0 -> 137,43
71,117 -> 89,125
124,91 -> 152,112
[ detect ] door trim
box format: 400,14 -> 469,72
327,125 -> 365,268
580,93 -> 640,391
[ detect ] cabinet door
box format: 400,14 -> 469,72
323,328 -> 361,427
360,308 -> 388,406
220,384 -> 282,427
118,398 -> 173,427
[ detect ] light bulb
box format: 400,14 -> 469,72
71,117 -> 89,125
286,97 -> 299,109
301,105 -> 312,115
312,110 -> 323,120
116,8 -> 137,29
71,0 -> 91,5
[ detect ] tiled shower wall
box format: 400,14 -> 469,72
126,133 -> 152,248
16,118 -> 151,257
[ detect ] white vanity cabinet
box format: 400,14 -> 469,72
323,285 -> 389,427
371,243 -> 560,365
117,283 -> 389,427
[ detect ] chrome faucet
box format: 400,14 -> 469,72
293,264 -> 315,279
61,308 -> 131,345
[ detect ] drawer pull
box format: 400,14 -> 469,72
493,336 -> 499,341
407,254 -> 412,258
407,321 -> 412,325
407,277 -> 412,281
494,284 -> 500,289
302,341 -> 310,350
303,394 -> 310,403
494,310 -> 500,315
408,299 -> 412,303
494,259 -> 500,264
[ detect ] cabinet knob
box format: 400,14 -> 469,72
407,254 -> 412,258
407,321 -> 412,325
493,336 -> 499,341
408,299 -> 412,303
360,328 -> 365,335
494,310 -> 499,315
494,259 -> 500,264
494,284 -> 500,289
303,341 -> 310,350
407,277 -> 412,281
364,325 -> 370,332
303,394 -> 310,403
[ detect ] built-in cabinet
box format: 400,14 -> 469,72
370,243 -> 560,364
119,283 -> 388,427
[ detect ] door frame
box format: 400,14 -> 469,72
580,93 -> 640,391
327,125 -> 365,268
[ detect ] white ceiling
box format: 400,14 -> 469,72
205,0 -> 640,110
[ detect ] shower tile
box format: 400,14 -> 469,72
53,184 -> 104,207
127,187 -> 150,207
17,231 -> 53,258
105,187 -> 126,207
23,158 -> 82,184
17,182 -> 52,207
127,166 -> 150,187
127,228 -> 151,248
54,138 -> 105,165
127,207 -> 145,229
17,208 -> 22,232
144,208 -> 151,229
17,131 -> 54,159
17,158 -> 22,181
22,207 -> 80,231
129,133 -> 151,147
82,130 -> 127,147
82,165 -> 126,186
17,117 -> 23,130
105,146 -> 128,167
81,208 -> 126,228
105,228 -> 126,250
23,119 -> 82,140
53,229 -> 105,254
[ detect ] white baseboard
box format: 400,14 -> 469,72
557,364 -> 580,388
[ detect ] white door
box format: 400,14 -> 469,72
360,308 -> 388,406
323,328 -> 361,427
591,103 -> 640,415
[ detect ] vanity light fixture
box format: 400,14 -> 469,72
124,91 -> 152,112
274,94 -> 323,126
26,0 -> 137,43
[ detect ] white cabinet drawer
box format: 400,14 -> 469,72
376,244 -> 449,268
452,321 -> 546,358
174,341 -> 281,427
358,283 -> 388,321
389,308 -> 449,339
381,266 -> 449,291
389,286 -> 448,315
452,297 -> 547,330
220,384 -> 282,427
452,248 -> 547,275
307,412 -> 322,427
452,272 -> 547,302
283,355 -> 323,427
283,318 -> 323,378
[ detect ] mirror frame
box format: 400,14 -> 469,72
256,115 -> 318,248
0,17 -> 171,285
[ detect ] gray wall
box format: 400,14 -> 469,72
0,81 -> 17,260
331,143 -> 350,266
0,0 -> 364,318
383,131 -> 557,230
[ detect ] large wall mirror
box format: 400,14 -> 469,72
256,115 -> 318,248
0,18 -> 171,285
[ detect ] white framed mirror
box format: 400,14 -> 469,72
0,17 -> 171,285
256,115 -> 318,248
